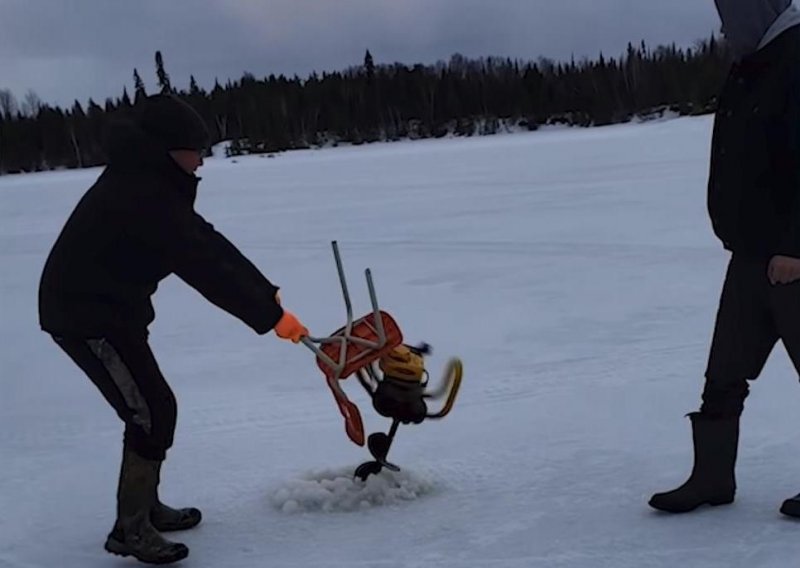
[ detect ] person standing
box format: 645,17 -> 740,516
39,94 -> 309,563
649,0 -> 800,518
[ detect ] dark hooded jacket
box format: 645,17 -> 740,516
714,0 -> 797,58
38,116 -> 284,338
707,11 -> 800,259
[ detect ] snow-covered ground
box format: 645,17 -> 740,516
2,116 -> 798,568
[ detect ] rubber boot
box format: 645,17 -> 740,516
151,461 -> 202,532
780,493 -> 800,518
649,412 -> 739,513
104,447 -> 189,564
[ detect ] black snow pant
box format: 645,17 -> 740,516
700,254 -> 800,417
52,332 -> 177,461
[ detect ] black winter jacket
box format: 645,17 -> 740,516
707,25 -> 800,259
38,120 -> 284,337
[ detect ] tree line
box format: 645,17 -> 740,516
0,38 -> 733,175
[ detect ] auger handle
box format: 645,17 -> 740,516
331,241 -> 354,334
300,336 -> 340,374
425,358 -> 463,419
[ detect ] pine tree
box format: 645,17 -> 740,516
121,87 -> 132,107
364,49 -> 375,81
190,75 -> 201,96
155,51 -> 173,94
133,68 -> 147,103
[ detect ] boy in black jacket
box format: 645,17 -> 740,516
649,0 -> 800,518
39,94 -> 308,563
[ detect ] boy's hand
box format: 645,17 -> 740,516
274,311 -> 308,343
768,255 -> 800,285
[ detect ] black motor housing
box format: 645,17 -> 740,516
372,376 -> 427,424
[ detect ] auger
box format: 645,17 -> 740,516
300,241 -> 463,480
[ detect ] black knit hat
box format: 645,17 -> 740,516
138,94 -> 210,152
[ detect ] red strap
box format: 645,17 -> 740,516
325,376 -> 365,446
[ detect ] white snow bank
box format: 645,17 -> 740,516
269,465 -> 438,514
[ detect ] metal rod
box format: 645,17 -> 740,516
300,337 -> 340,372
365,268 -> 386,349
332,241 -> 353,332
300,241 -> 391,382
339,336 -> 381,349
356,369 -> 377,394
387,419 -> 400,442
309,335 -> 380,348
331,241 -> 352,377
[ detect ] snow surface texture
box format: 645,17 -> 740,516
2,117 -> 799,567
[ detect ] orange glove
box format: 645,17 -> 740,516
274,310 -> 308,343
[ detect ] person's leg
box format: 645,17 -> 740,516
53,334 -> 176,461
771,281 -> 800,375
52,334 -> 190,563
88,335 -> 201,531
83,336 -> 178,460
650,256 -> 779,513
699,257 -> 780,417
769,280 -> 800,518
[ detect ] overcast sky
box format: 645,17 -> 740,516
2,0 -> 725,109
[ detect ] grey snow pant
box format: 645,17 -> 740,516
53,332 -> 177,461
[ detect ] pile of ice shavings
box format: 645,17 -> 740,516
270,465 -> 438,514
